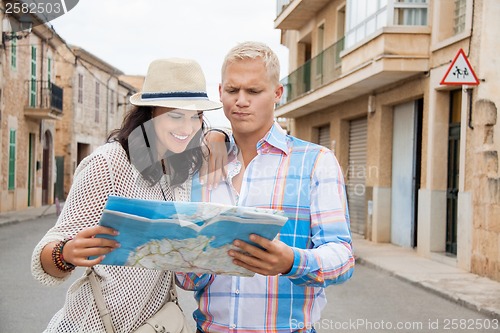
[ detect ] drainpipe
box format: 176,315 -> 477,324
40,40 -> 44,108
106,73 -> 113,138
466,87 -> 474,130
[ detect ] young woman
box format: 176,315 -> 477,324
31,58 -> 222,332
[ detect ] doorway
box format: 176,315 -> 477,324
28,133 -> 35,206
446,90 -> 461,255
391,99 -> 422,247
42,131 -> 53,205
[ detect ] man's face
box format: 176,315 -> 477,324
219,58 -> 283,142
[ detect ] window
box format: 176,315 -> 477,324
316,24 -> 325,76
393,0 -> 428,26
30,46 -> 37,107
47,58 -> 52,87
78,74 -> 83,104
336,6 -> 346,64
454,0 -> 466,34
346,0 -> 388,48
95,82 -> 100,123
110,90 -> 115,114
8,129 -> 16,190
345,0 -> 428,48
11,38 -> 17,69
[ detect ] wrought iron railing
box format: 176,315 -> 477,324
276,0 -> 293,16
278,37 -> 344,107
26,80 -> 63,113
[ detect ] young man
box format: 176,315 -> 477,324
178,41 -> 354,333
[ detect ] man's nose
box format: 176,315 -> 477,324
235,91 -> 250,106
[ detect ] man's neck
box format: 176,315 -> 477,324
233,123 -> 273,166
233,135 -> 258,167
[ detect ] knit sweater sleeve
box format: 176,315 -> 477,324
31,144 -> 116,286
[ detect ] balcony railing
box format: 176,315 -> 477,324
278,37 -> 344,107
24,80 -> 63,119
276,0 -> 293,16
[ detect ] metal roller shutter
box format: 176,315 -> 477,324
347,118 -> 367,235
318,125 -> 330,148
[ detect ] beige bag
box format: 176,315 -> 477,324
134,287 -> 191,333
88,268 -> 191,333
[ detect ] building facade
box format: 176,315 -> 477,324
54,46 -> 135,199
275,0 -> 499,281
0,4 -> 136,211
0,8 -> 66,211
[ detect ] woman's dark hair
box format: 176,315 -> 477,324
108,105 -> 207,187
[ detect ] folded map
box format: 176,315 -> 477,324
96,196 -> 288,276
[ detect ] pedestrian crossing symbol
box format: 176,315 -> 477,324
440,48 -> 480,86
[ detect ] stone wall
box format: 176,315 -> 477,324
471,99 -> 499,281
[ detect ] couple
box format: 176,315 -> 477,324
32,41 -> 355,333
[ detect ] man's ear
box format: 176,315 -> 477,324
274,84 -> 284,102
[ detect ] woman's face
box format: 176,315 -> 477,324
152,107 -> 203,155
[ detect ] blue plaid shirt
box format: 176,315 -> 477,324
177,123 -> 354,333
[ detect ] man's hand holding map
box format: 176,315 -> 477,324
95,196 -> 288,276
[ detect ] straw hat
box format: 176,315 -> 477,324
130,58 -> 222,111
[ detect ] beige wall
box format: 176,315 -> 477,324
55,57 -> 129,198
294,96 -> 366,173
278,0 -> 499,281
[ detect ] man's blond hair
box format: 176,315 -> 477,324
221,41 -> 281,86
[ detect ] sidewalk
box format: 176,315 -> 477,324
353,234 -> 500,320
2,205 -> 499,320
0,203 -> 61,226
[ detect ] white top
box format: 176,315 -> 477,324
31,141 -> 190,332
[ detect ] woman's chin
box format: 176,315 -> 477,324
169,144 -> 190,154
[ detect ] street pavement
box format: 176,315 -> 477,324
1,203 -> 499,324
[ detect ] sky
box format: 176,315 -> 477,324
49,0 -> 290,127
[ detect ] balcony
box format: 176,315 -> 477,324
24,80 -> 63,120
275,0 -> 331,30
275,26 -> 430,118
279,38 -> 344,107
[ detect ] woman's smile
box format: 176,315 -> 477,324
171,132 -> 190,141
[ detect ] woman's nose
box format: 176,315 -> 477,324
173,118 -> 192,134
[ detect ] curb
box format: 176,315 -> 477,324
0,210 -> 59,228
0,219 -> 21,227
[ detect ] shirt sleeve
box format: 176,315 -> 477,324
283,150 -> 355,287
31,150 -> 115,286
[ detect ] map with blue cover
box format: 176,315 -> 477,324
96,196 -> 288,276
